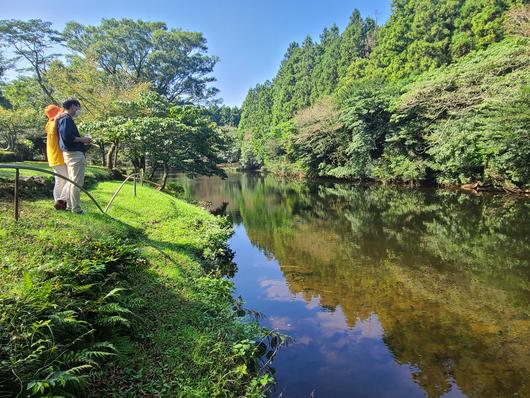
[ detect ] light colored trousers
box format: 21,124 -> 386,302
63,151 -> 86,212
52,164 -> 68,202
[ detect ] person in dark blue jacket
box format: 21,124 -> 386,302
57,98 -> 92,214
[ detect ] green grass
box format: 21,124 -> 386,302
0,178 -> 275,397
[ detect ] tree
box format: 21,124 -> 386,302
0,19 -> 63,104
338,10 -> 365,77
451,0 -> 516,57
0,77 -> 49,159
216,125 -> 241,164
0,51 -> 7,79
311,24 -> 341,100
0,52 -> 9,108
293,36 -> 318,110
333,79 -> 398,180
271,42 -> 301,125
64,19 -> 219,103
207,104 -> 241,127
239,81 -> 273,168
405,0 -> 462,73
125,103 -> 225,189
293,96 -> 343,176
389,38 -> 529,187
82,92 -> 225,188
0,106 -> 41,158
237,2 -> 525,187
504,3 -> 530,37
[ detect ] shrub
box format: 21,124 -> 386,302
0,150 -> 17,162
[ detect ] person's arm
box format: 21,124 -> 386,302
74,136 -> 91,143
58,117 -> 91,144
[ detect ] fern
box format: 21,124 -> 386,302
97,302 -> 132,314
1,235 -> 142,396
95,315 -> 131,327
102,287 -> 127,300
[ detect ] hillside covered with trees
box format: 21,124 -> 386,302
238,0 -> 529,191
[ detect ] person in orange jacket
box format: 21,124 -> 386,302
45,104 -> 68,210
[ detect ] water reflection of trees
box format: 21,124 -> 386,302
182,173 -> 530,397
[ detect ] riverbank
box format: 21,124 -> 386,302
0,171 -> 273,397
240,163 -> 530,196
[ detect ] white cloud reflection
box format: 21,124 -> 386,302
259,279 -> 306,302
268,316 -> 294,331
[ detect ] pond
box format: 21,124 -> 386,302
173,171 -> 530,398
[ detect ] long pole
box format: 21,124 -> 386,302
14,169 -> 19,221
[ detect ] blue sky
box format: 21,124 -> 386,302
1,0 -> 391,106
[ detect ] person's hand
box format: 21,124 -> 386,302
80,136 -> 92,144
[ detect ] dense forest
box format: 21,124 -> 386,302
238,0 -> 530,190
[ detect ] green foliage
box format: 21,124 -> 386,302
482,84 -> 530,185
451,0 -> 517,57
292,96 -> 343,176
216,125 -> 241,163
64,18 -> 219,102
1,17 -> 221,168
0,228 -> 140,396
239,3 -> 528,189
0,80 -> 46,160
338,10 -> 377,76
239,81 -> 273,168
504,3 -> 530,37
80,91 -> 225,186
239,10 -> 377,172
0,51 -> 7,80
0,149 -> 16,161
310,24 -> 341,100
207,104 -> 241,127
362,0 -> 518,80
330,79 -> 401,179
390,37 -> 530,186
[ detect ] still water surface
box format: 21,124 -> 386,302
174,172 -> 530,398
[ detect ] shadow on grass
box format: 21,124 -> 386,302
89,252 -> 232,396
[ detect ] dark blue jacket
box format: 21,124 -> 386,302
58,114 -> 86,152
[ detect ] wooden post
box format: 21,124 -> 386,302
133,177 -> 137,197
14,168 -> 19,221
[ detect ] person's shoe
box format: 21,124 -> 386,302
72,209 -> 86,215
54,200 -> 67,210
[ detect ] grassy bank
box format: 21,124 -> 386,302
0,172 -> 275,397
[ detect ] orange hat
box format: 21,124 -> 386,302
44,104 -> 63,120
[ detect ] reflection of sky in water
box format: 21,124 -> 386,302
231,224 -> 467,398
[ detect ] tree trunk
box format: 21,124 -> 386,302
160,162 -> 169,191
113,142 -> 119,168
106,142 -> 116,169
148,163 -> 159,180
99,142 -> 106,167
131,157 -> 140,172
